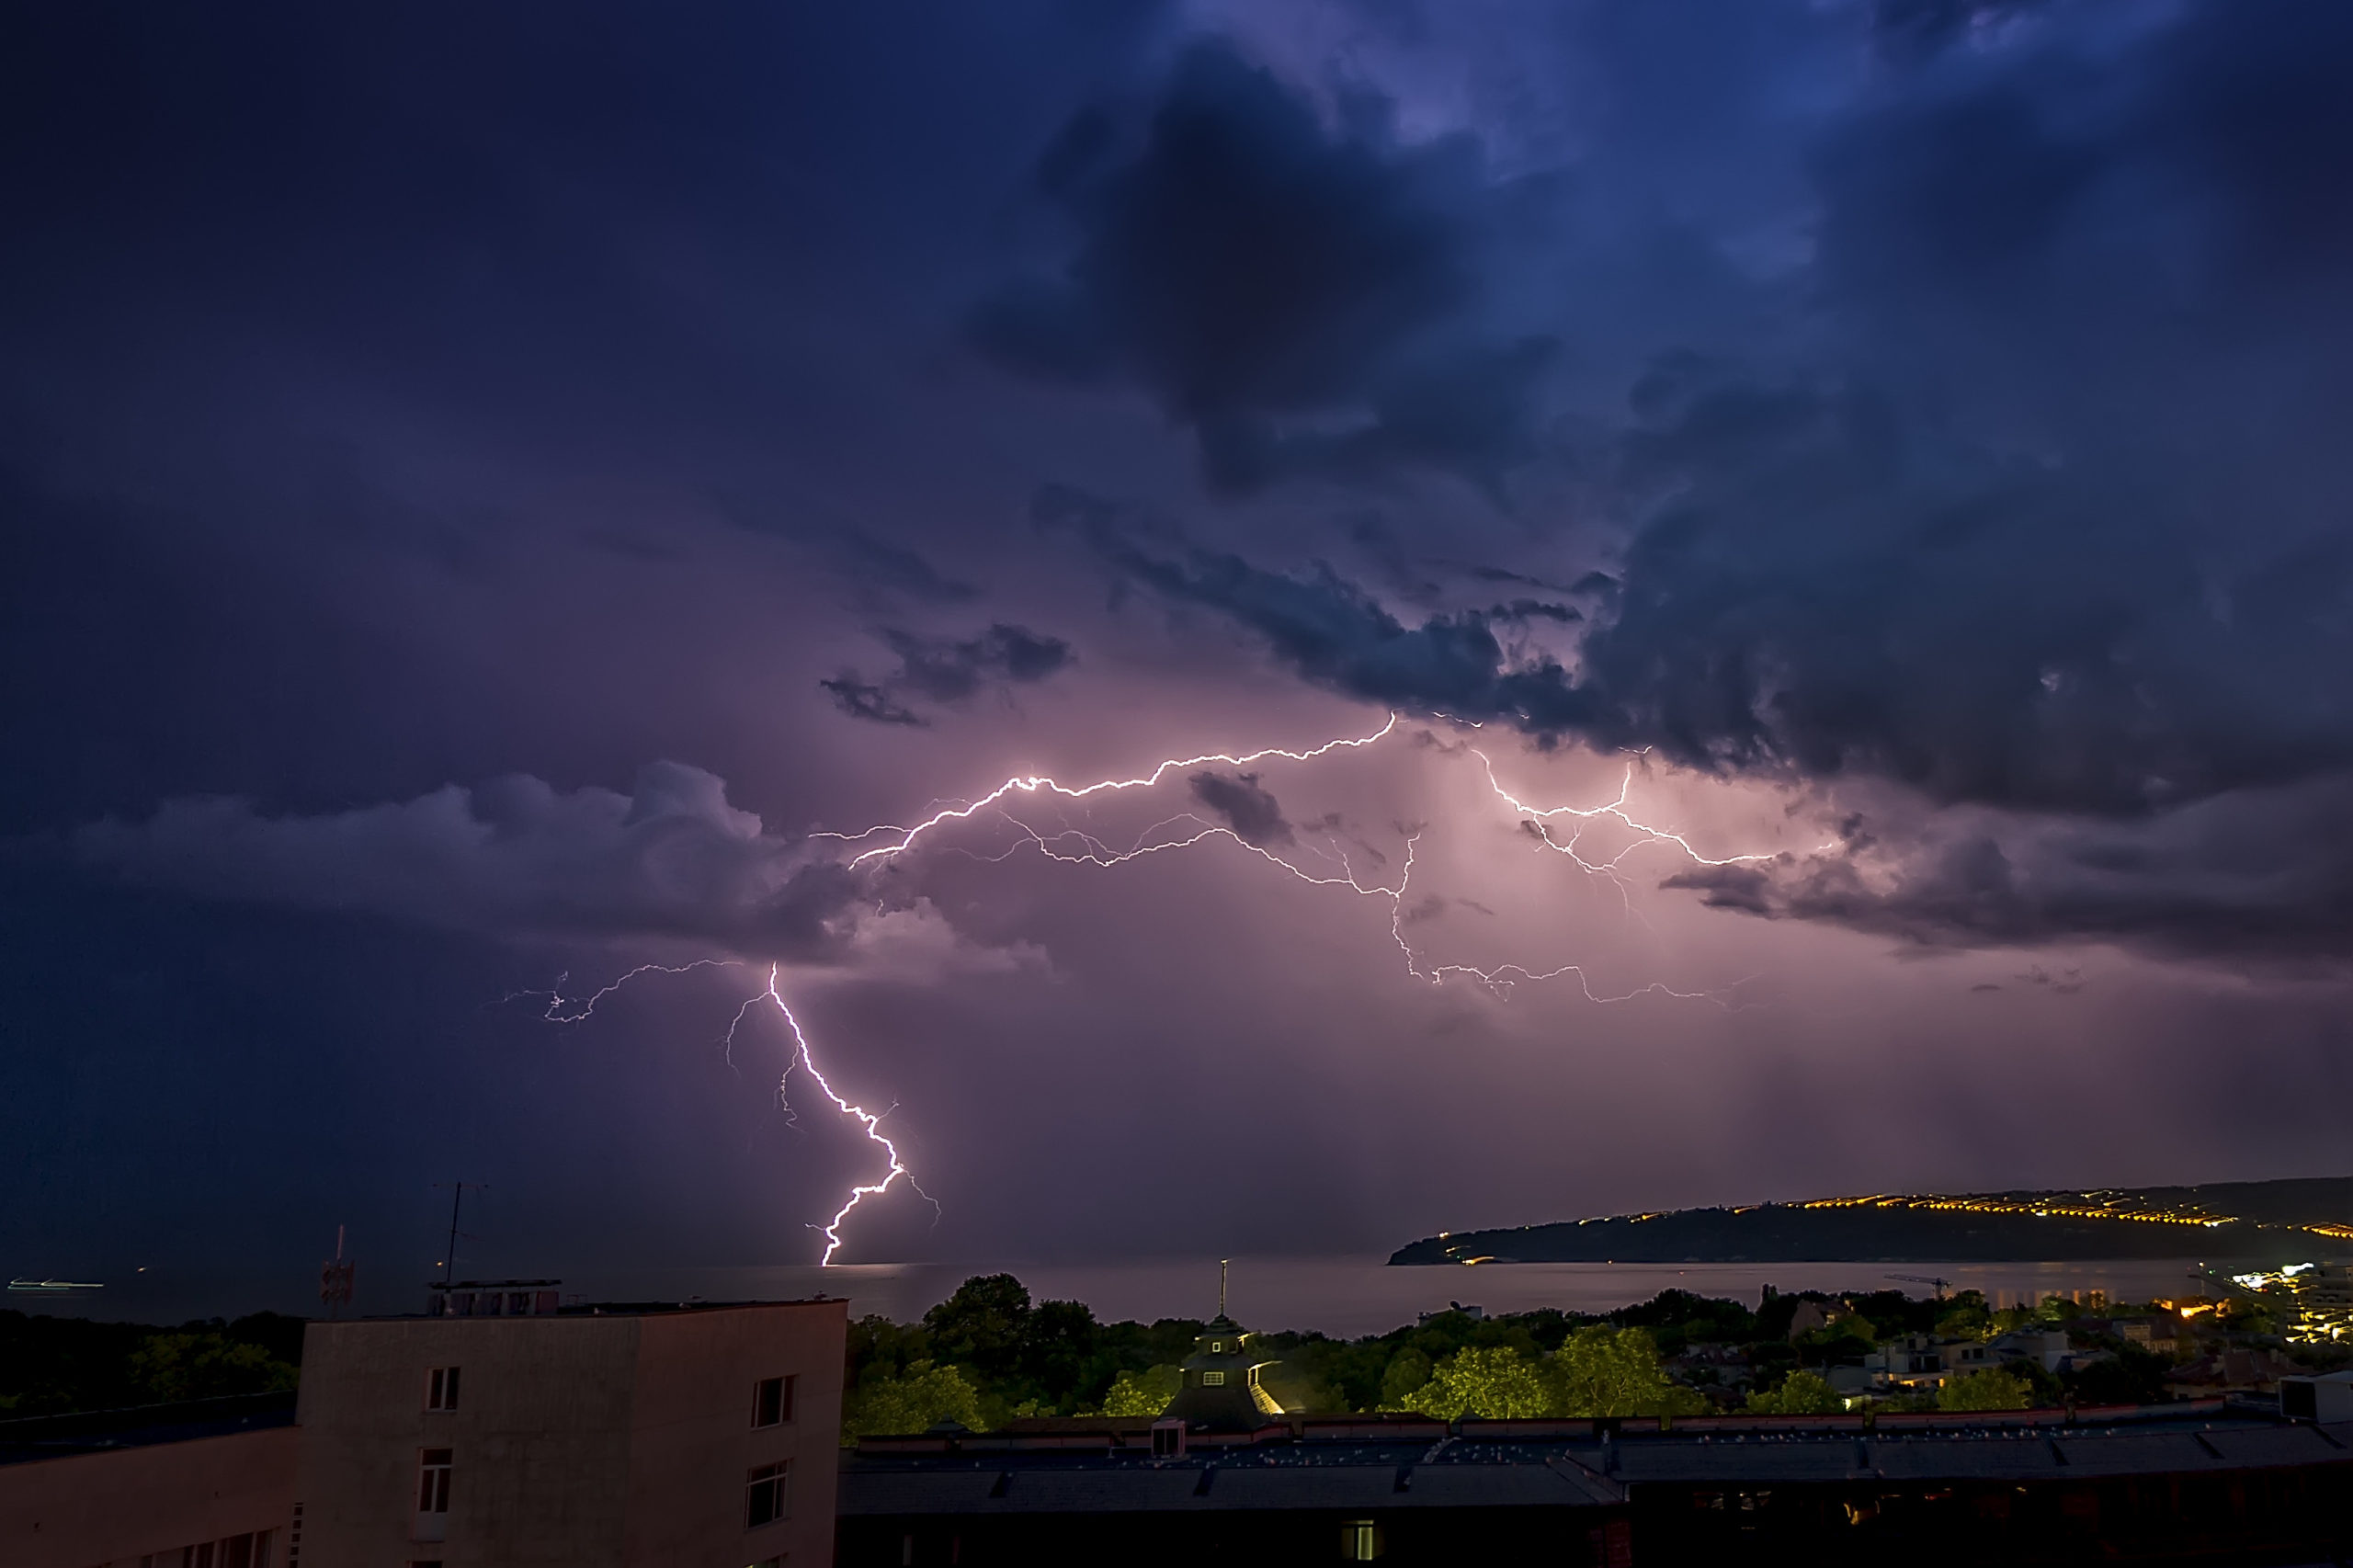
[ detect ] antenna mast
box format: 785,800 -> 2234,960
319,1225 -> 357,1319
1219,1257 -> 1228,1318
433,1181 -> 487,1283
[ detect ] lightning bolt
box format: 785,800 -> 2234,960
527,958 -> 929,1266
529,710 -> 1802,1263
732,963 -> 928,1265
825,713 -> 1399,866
502,959 -> 739,1022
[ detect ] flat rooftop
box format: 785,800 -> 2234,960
842,1404 -> 2353,1517
0,1392 -> 296,1467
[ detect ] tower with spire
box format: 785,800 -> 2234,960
1159,1259 -> 1288,1430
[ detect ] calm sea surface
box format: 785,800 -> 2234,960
21,1256 -> 2223,1327
557,1255 -> 2220,1335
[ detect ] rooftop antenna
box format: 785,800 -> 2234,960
320,1225 -> 357,1319
1219,1258 -> 1229,1319
433,1181 -> 488,1283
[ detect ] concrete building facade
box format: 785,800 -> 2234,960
294,1297 -> 845,1568
0,1395 -> 297,1568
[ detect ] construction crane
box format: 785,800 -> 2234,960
1887,1273 -> 1953,1298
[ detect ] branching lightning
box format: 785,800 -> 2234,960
526,711 -> 1800,1264
731,963 -> 928,1265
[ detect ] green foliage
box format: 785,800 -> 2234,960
1608,1291 -> 1759,1358
128,1334 -> 297,1403
1745,1369 -> 1839,1415
1938,1368 -> 2030,1412
1097,1365 -> 1181,1417
922,1275 -> 1035,1379
2063,1345 -> 2171,1407
1934,1291 -> 1993,1341
1381,1346 -> 1552,1419
1553,1327 -> 1707,1418
885,1275 -> 1199,1416
0,1311 -> 307,1416
844,1358 -> 985,1443
1379,1346 -> 1434,1405
834,1275 -> 2119,1442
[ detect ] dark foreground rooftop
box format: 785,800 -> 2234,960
842,1403 -> 2353,1566
0,1392 -> 296,1467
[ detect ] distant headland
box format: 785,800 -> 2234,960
1389,1176 -> 2353,1266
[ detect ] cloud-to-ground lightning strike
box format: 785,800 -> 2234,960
729,964 -> 925,1265
534,712 -> 1797,1263
524,959 -> 928,1266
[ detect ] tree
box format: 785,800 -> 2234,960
844,1359 -> 986,1442
2063,1346 -> 2169,1407
1934,1292 -> 1993,1341
922,1275 -> 1033,1379
1379,1347 -> 1434,1407
1552,1327 -> 1706,1418
129,1334 -> 297,1403
1017,1298 -> 1101,1404
1097,1365 -> 1181,1417
1383,1346 -> 1553,1419
1938,1368 -> 2029,1413
1745,1369 -> 1839,1415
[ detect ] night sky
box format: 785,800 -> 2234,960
6,0 -> 2353,1304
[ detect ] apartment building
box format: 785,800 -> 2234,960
293,1292 -> 846,1568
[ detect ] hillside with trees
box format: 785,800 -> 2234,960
1390,1176 -> 2353,1265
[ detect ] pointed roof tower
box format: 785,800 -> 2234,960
1159,1259 -> 1287,1430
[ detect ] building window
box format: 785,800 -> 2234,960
1201,1370 -> 1224,1386
427,1367 -> 461,1411
752,1374 -> 795,1427
415,1448 -> 452,1540
1342,1519 -> 1383,1560
746,1461 -> 790,1528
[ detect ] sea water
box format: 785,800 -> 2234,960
561,1255 -> 2220,1334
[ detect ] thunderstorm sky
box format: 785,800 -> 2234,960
6,0 -> 2353,1296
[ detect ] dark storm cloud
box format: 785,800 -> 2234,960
1050,503 -> 1602,733
823,624 -> 1074,725
1664,768 -> 2353,963
1187,770 -> 1294,847
972,41 -> 1553,496
838,534 -> 980,607
1867,0 -> 2042,68
1045,0 -> 2353,963
818,678 -> 926,728
74,763 -> 862,957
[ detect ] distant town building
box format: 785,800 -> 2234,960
1780,1300 -> 1853,1341
1856,1334 -> 2003,1392
2164,1347 -> 2308,1400
1988,1326 -> 2074,1374
0,1393 -> 296,1568
294,1289 -> 845,1567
